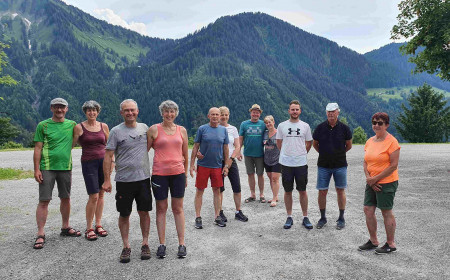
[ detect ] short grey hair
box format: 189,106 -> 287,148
82,100 -> 101,113
159,100 -> 179,116
120,99 -> 138,111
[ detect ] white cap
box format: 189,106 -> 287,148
326,103 -> 339,111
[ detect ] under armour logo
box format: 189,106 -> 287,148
288,128 -> 300,135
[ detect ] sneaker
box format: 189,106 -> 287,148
358,240 -> 378,251
283,217 -> 294,229
120,248 -> 131,263
141,244 -> 151,260
177,245 -> 187,258
219,210 -> 228,223
302,217 -> 313,229
336,219 -> 345,230
316,218 -> 327,229
375,243 -> 397,254
235,210 -> 248,222
214,216 -> 227,227
156,244 -> 166,258
195,217 -> 203,229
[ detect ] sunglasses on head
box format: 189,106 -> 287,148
372,121 -> 385,126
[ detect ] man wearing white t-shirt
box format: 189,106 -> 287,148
276,100 -> 314,230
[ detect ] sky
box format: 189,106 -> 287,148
61,0 -> 403,54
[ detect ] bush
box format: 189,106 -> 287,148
353,126 -> 367,144
1,141 -> 23,149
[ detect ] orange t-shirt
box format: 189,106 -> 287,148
364,133 -> 400,184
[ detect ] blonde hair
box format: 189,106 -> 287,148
219,106 -> 230,114
264,115 -> 275,123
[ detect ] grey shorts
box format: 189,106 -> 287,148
244,156 -> 264,175
39,170 -> 72,201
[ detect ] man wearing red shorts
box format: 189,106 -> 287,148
190,107 -> 229,229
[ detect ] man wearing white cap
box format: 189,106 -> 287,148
33,98 -> 79,249
312,103 -> 352,230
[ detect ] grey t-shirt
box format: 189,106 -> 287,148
106,122 -> 150,182
263,130 -> 280,166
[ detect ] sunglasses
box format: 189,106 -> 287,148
372,121 -> 385,126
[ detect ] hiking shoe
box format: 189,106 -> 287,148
336,219 -> 345,230
177,245 -> 187,258
214,216 -> 227,227
302,217 -> 313,229
141,244 -> 151,260
316,218 -> 327,229
156,244 -> 166,258
235,210 -> 248,222
375,243 -> 397,255
358,240 -> 378,251
283,217 -> 294,229
195,217 -> 203,229
219,210 -> 228,223
120,248 -> 131,263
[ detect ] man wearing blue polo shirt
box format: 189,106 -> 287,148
313,103 -> 352,230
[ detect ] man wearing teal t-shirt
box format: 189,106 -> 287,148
33,98 -> 79,249
239,104 -> 266,203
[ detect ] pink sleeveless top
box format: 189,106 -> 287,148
78,122 -> 106,161
152,124 -> 185,176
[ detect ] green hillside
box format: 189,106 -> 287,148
367,86 -> 450,101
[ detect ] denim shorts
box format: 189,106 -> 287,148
316,166 -> 347,190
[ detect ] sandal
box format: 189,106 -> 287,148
60,227 -> 81,237
268,199 -> 279,203
85,229 -> 98,241
245,197 -> 256,203
270,201 -> 277,207
259,196 -> 267,203
33,235 -> 45,249
95,225 -> 108,237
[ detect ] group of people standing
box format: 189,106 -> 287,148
32,97 -> 401,263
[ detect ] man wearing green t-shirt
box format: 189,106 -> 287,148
33,98 -> 79,249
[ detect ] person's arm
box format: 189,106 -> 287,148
237,136 -> 244,160
364,159 -> 380,192
222,144 -> 229,176
181,127 -> 189,186
226,137 -> 240,166
103,123 -> 114,171
345,139 -> 353,152
102,149 -> 115,193
33,142 -> 43,183
190,143 -> 200,178
72,124 -> 82,148
147,125 -> 157,152
313,140 -> 319,153
366,149 -> 400,187
276,139 -> 283,151
306,140 -> 312,153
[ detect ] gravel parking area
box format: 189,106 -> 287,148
0,144 -> 449,279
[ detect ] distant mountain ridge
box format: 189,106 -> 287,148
0,0 -> 448,143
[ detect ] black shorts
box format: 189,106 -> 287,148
264,163 -> 281,173
151,173 -> 186,200
115,178 -> 152,217
81,158 -> 104,195
281,165 -> 308,192
220,160 -> 241,193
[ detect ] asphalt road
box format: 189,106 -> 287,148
0,144 -> 449,279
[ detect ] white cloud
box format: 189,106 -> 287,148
93,8 -> 148,35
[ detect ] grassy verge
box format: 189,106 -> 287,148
0,168 -> 34,180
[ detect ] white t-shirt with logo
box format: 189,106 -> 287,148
276,119 -> 313,167
225,124 -> 239,156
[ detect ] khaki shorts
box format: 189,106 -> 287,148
39,170 -> 72,201
244,156 -> 264,175
364,181 -> 398,210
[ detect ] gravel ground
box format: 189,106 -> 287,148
0,144 -> 449,279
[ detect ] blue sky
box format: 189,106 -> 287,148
62,0 -> 403,54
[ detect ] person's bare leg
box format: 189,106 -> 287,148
86,193 -> 99,230
219,191 -> 224,211
60,198 -> 71,229
118,215 -> 130,248
257,174 -> 264,198
284,192 -> 293,215
271,173 -> 280,203
36,200 -> 50,245
95,190 -> 105,227
234,193 -> 241,211
172,198 -> 185,245
156,199 -> 168,244
336,188 -> 346,212
248,174 -> 256,198
381,209 -> 396,248
318,190 -> 328,210
212,187 -> 221,217
137,210 -> 150,246
299,191 -> 308,216
363,206 -> 379,245
194,188 -> 204,217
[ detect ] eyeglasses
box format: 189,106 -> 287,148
372,121 -> 385,126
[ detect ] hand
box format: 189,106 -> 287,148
371,184 -> 382,192
222,167 -> 229,177
237,153 -> 243,161
366,176 -> 378,187
34,170 -> 43,184
196,151 -> 204,160
102,181 -> 112,193
190,165 -> 196,178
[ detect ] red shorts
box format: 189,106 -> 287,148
195,166 -> 223,189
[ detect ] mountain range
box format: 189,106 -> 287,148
0,0 -> 448,144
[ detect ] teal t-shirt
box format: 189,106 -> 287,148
239,120 -> 266,157
34,118 -> 76,170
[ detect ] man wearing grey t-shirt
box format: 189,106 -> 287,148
102,99 -> 152,263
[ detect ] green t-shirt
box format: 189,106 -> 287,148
239,119 -> 266,157
34,118 -> 76,170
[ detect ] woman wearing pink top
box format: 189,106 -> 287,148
73,101 -> 112,241
148,100 -> 189,258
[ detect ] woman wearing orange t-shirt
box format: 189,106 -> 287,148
358,112 -> 400,255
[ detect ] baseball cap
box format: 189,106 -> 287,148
326,103 -> 339,111
50,98 -> 68,106
249,104 -> 263,113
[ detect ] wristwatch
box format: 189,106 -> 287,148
230,157 -> 235,160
